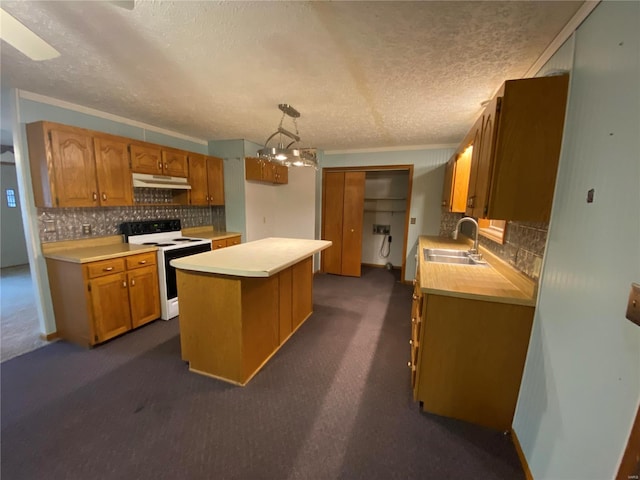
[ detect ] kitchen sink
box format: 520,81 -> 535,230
423,248 -> 488,266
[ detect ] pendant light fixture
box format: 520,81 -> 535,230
257,104 -> 317,168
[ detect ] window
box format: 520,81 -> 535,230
478,218 -> 507,244
5,189 -> 17,208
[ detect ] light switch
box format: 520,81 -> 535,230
626,283 -> 640,326
410,217 -> 416,225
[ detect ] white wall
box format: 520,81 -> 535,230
320,147 -> 454,281
513,3 -> 640,479
0,155 -> 29,267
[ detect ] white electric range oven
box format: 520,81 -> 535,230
120,219 -> 212,320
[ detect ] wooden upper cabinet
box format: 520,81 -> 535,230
206,156 -> 225,205
464,75 -> 569,221
187,153 -> 208,205
188,154 -> 224,206
130,143 -> 163,175
93,134 -> 133,206
441,157 -> 455,211
162,148 -> 188,177
245,157 -> 288,185
49,127 -> 98,208
26,121 -> 131,208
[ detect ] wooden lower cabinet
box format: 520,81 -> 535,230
412,292 -> 534,431
46,251 -> 160,346
177,255 -> 314,385
212,235 -> 241,250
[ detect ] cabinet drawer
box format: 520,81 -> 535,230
126,252 -> 157,270
86,258 -> 126,278
227,236 -> 241,246
212,238 -> 228,250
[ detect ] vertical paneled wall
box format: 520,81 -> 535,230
513,3 -> 640,479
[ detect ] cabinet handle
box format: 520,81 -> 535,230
93,192 -> 97,201
441,201 -> 447,206
158,162 -> 162,171
138,260 -> 147,264
409,339 -> 413,345
412,279 -> 416,286
103,267 -> 114,272
412,294 -> 418,300
122,281 -> 127,288
350,229 -> 355,233
164,163 -> 168,170
102,193 -> 107,201
131,279 -> 136,286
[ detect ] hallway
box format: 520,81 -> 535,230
0,264 -> 49,362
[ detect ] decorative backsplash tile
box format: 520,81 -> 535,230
439,212 -> 548,280
38,205 -> 226,243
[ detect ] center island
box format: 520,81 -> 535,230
170,237 -> 331,386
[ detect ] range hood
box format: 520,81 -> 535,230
132,172 -> 192,190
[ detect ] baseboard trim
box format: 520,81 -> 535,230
361,262 -> 399,270
40,332 -> 59,341
512,429 -> 534,480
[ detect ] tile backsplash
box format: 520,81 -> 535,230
38,204 -> 226,243
439,212 -> 548,280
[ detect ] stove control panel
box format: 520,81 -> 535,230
120,219 -> 181,239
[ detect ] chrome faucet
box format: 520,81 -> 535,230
452,217 -> 480,256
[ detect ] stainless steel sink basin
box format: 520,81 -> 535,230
423,248 -> 488,266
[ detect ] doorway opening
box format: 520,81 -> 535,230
320,165 -> 413,281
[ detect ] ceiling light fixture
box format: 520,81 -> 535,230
0,8 -> 60,61
257,104 -> 317,168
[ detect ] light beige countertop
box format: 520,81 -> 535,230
418,236 -> 537,306
42,241 -> 158,264
181,227 -> 242,241
171,237 -> 331,277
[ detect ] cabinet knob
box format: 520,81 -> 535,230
412,294 -> 418,300
409,339 -> 413,345
122,281 -> 127,288
412,279 -> 416,286
102,193 -> 107,201
157,162 -> 162,170
104,267 -> 114,272
350,229 -> 355,233
138,260 -> 147,264
164,163 -> 168,170
407,361 -> 412,368
93,192 -> 97,201
131,279 -> 136,286
442,201 -> 447,206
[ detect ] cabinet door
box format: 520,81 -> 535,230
321,171 -> 345,274
93,135 -> 133,206
473,96 -> 501,218
89,272 -> 132,343
188,154 -> 209,205
341,171 -> 365,277
274,164 -> 288,184
50,128 -> 98,207
465,116 -> 485,217
441,157 -> 455,211
207,156 -> 225,205
130,143 -> 163,175
227,235 -> 241,246
128,266 -> 160,328
162,149 -> 188,177
279,267 -> 293,343
245,157 -> 263,181
262,162 -> 276,183
292,256 -> 313,330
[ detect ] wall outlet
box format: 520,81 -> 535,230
410,217 -> 416,224
44,220 -> 55,233
82,224 -> 92,235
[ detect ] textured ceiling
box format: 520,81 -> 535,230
0,1 -> 583,151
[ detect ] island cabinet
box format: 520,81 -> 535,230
129,142 -> 188,177
26,122 -> 133,208
173,238 -> 330,386
188,154 -> 225,205
45,250 -> 160,346
464,75 -> 569,222
245,157 -> 288,184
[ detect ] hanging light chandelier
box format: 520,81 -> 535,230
257,104 -> 317,168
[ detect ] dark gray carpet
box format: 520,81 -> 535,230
1,267 -> 524,480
